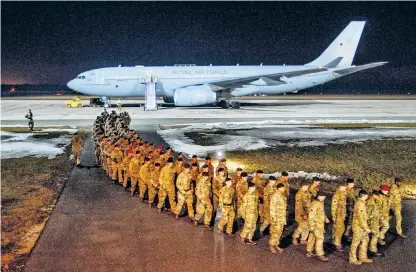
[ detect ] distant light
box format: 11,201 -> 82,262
217,151 -> 223,158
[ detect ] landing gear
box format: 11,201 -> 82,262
218,100 -> 240,109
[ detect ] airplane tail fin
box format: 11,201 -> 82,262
305,21 -> 366,68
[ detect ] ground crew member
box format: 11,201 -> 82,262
253,170 -> 265,222
148,163 -> 161,207
378,184 -> 390,245
331,183 -> 347,251
259,176 -> 277,234
216,158 -> 228,178
111,144 -> 124,183
269,183 -> 287,253
239,182 -> 259,245
367,190 -> 382,256
216,178 -> 236,236
122,150 -> 134,188
349,190 -> 373,265
157,158 -> 177,213
293,181 -> 311,246
212,168 -> 226,212
344,178 -> 357,241
194,172 -> 213,229
25,109 -> 34,132
307,191 -> 330,262
236,172 -> 249,218
231,167 -> 243,188
389,177 -> 406,237
129,152 -> 142,196
71,132 -> 83,165
309,177 -> 321,199
175,164 -> 194,220
139,158 -> 152,201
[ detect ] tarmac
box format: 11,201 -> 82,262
23,130 -> 416,272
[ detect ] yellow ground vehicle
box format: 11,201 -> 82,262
65,97 -> 84,108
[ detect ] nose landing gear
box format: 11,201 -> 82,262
218,100 -> 240,109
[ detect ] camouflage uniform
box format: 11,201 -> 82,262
389,184 -> 403,235
157,165 -> 177,211
122,154 -> 133,188
111,147 -> 124,183
175,171 -> 194,218
253,175 -> 265,222
366,197 -> 381,253
293,189 -> 311,243
129,156 -> 142,194
236,179 -> 249,217
349,198 -> 371,262
139,161 -> 151,199
148,167 -> 161,205
259,182 -> 276,232
379,193 -> 390,240
71,135 -> 83,165
212,174 -> 225,211
231,173 -> 241,189
269,190 -> 287,246
331,188 -> 347,247
240,190 -> 259,241
194,179 -> 213,226
344,187 -> 357,239
307,200 -> 328,256
217,186 -> 236,234
309,184 -> 319,199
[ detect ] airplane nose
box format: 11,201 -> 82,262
67,79 -> 76,90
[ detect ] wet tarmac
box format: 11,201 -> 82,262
24,133 -> 416,272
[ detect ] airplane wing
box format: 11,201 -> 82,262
206,67 -> 327,90
332,62 -> 388,76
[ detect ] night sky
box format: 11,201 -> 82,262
2,1 -> 416,91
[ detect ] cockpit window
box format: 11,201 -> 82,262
81,76 -> 86,79
77,76 -> 86,79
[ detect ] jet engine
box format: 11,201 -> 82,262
173,85 -> 217,106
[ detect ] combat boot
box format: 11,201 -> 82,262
292,238 -> 299,246
214,228 -> 222,235
204,224 -> 212,230
335,246 -> 344,252
359,258 -> 374,263
270,245 -> 278,254
306,251 -> 314,257
240,237 -> 246,244
317,255 -> 328,262
378,238 -> 386,245
246,240 -> 257,245
175,214 -> 179,221
300,239 -> 307,245
349,260 -> 362,265
398,233 -> 407,238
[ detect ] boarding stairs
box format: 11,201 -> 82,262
144,73 -> 158,111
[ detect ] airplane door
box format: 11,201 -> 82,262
96,71 -> 105,84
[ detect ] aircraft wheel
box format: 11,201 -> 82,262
231,101 -> 240,109
77,104 -> 82,108
67,104 -> 71,108
218,100 -> 229,109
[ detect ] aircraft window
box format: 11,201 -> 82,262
81,76 -> 86,79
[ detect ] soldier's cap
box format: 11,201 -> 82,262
178,152 -> 183,156
300,180 -> 309,186
127,150 -> 134,155
167,157 -> 174,163
177,158 -> 184,162
220,158 -> 226,162
155,163 -> 161,167
281,171 -> 288,177
149,143 -> 154,146
247,176 -> 253,182
241,172 -> 248,177
359,189 -> 369,196
380,184 -> 390,191
192,155 -> 198,158
202,172 -> 209,177
138,143 -> 143,146
395,177 -> 403,183
144,141 -> 148,144
160,151 -> 165,154
317,191 -> 326,197
191,163 -> 198,167
276,183 -> 285,189
205,156 -> 211,160
225,178 -> 232,182
346,178 -> 354,184
166,147 -> 171,150
184,163 -> 190,169
236,167 -> 243,171
217,168 -> 224,173
372,190 -> 380,196
145,157 -> 150,162
248,181 -> 255,188
312,176 -> 320,182
202,164 -> 208,169
268,176 -> 277,181
256,170 -> 264,174
73,132 -> 78,135
148,151 -> 153,154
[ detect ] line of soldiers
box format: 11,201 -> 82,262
90,110 -> 407,265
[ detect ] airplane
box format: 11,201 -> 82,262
66,21 -> 387,109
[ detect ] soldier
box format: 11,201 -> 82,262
190,155 -> 199,171
129,153 -> 142,196
148,163 -> 161,207
71,132 -> 83,165
344,178 -> 357,242
331,183 -> 347,251
138,157 -> 152,201
269,183 -> 287,253
122,150 -> 134,189
236,172 -> 249,218
216,158 -> 228,178
231,167 -> 243,188
278,172 -> 290,200
204,156 -> 214,182
309,177 -> 321,199
175,164 -> 194,220
389,177 -> 406,237
239,182 -> 259,245
111,144 -> 124,183
367,190 -> 382,256
307,191 -> 330,262
193,172 -> 213,229
253,170 -> 265,222
190,163 -> 199,194
378,184 -> 390,245
259,176 -> 277,234
349,190 -> 373,265
25,109 -> 34,132
212,168 -> 226,212
157,157 -> 177,213
216,178 -> 236,236
293,181 -> 311,246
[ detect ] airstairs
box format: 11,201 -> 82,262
144,73 -> 158,111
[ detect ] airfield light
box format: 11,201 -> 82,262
217,151 -> 223,158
